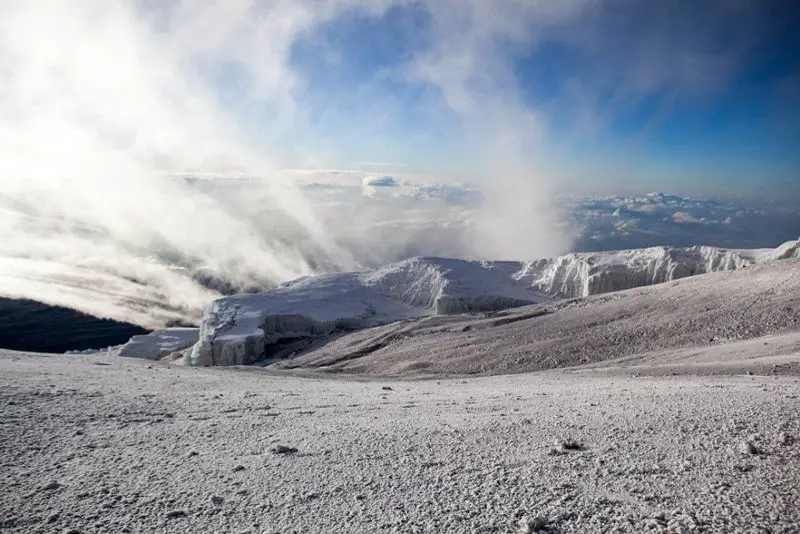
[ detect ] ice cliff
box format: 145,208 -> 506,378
117,328 -> 199,360
186,239 -> 799,366
513,244 -> 793,298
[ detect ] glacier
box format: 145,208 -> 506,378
187,258 -> 547,366
514,242 -> 799,298
185,239 -> 799,366
117,328 -> 200,360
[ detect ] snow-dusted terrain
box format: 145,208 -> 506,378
2,254 -> 799,532
2,343 -> 798,533
276,259 -> 800,376
187,239 -> 799,367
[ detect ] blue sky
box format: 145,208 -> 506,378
4,0 -> 797,198
227,0 -> 800,196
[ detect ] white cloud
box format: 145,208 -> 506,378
0,1 -> 368,325
672,211 -> 705,224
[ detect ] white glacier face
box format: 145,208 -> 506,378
186,239 -> 799,366
359,257 -> 543,314
512,243 -> 796,298
117,328 -> 199,360
187,272 -> 428,366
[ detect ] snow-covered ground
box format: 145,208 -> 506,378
188,239 -> 799,367
1,348 -> 798,533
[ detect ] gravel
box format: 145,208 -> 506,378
2,350 -> 799,533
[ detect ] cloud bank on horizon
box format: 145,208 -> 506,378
0,0 -> 797,327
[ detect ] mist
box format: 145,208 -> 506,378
0,1 -> 771,328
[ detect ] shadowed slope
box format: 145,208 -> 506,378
0,297 -> 148,353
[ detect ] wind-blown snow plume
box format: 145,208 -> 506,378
407,2 -> 583,260
0,1 -> 362,326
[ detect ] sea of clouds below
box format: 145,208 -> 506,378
251,171 -> 800,256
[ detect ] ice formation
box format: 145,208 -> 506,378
117,328 -> 199,360
186,239 -> 799,366
512,243 -> 798,298
187,258 -> 546,366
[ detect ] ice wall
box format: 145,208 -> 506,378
117,328 -> 199,360
360,257 -> 545,313
512,242 -> 798,298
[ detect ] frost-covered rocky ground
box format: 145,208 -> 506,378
1,349 -> 799,534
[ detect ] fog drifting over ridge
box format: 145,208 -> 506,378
0,1 -> 791,328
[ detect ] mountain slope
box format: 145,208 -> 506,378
187,239 -> 799,367
276,259 -> 800,376
0,297 -> 148,353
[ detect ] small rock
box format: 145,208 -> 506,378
381,386 -> 393,391
63,529 -> 81,534
210,495 -> 224,507
549,439 -> 584,454
778,432 -> 794,446
270,445 -> 298,455
187,450 -> 198,457
165,510 -> 187,519
738,440 -> 758,455
232,464 -> 246,472
518,515 -> 549,533
48,513 -> 60,523
42,481 -> 60,491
